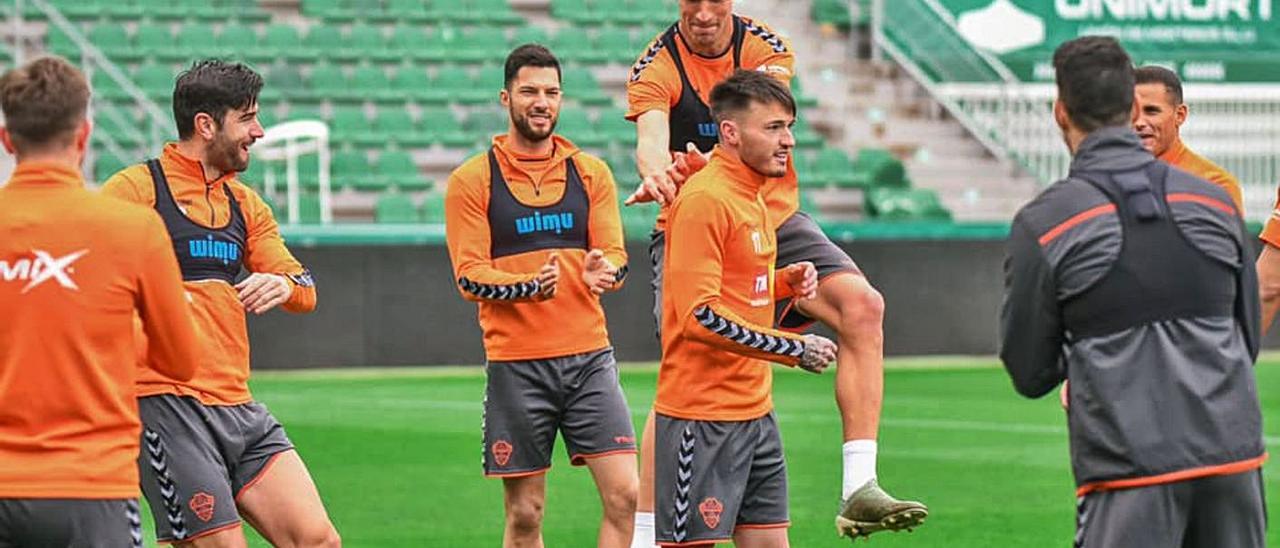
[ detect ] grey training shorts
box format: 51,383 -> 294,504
0,498 -> 141,548
483,347 -> 637,477
137,395 -> 294,543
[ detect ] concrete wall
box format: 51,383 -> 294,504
246,240 -> 1012,368
247,239 -> 1277,368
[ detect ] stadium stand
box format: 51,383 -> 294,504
0,0 -> 977,225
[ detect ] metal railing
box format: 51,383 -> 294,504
872,0 -> 1280,221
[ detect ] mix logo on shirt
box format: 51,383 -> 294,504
751,272 -> 771,307
515,211 -> 576,236
0,249 -> 89,294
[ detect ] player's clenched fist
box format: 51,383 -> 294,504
535,253 -> 560,299
582,249 -> 618,296
781,261 -> 818,301
799,334 -> 837,374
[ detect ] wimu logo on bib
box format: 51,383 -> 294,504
515,211 -> 576,236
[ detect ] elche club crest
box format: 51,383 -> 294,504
491,440 -> 514,467
699,497 -> 724,529
189,492 -> 216,522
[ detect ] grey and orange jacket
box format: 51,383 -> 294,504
1000,127 -> 1264,496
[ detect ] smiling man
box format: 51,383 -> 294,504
101,60 -> 337,548
1133,65 -> 1243,214
445,44 -> 637,548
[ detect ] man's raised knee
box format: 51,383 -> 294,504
506,497 -> 546,533
601,479 -> 638,520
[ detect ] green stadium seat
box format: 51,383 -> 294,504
389,25 -> 435,61
865,188 -> 951,220
256,107 -> 279,129
104,0 -> 145,21
436,69 -> 488,105
240,157 -> 268,189
351,65 -> 395,104
178,23 -> 218,60
261,24 -> 309,62
389,64 -> 432,102
552,0 -> 604,25
376,150 -> 429,190
331,149 -> 376,190
792,116 -> 824,149
89,25 -> 134,62
791,77 -> 819,109
813,147 -> 858,188
455,27 -> 508,64
303,0 -> 356,22
550,28 -> 608,65
92,153 -> 131,182
134,62 -> 175,102
329,106 -> 375,147
602,26 -> 641,64
307,63 -> 349,102
557,109 -> 604,147
420,192 -> 446,223
420,107 -> 470,147
597,107 -> 634,147
469,0 -> 523,26
811,0 -> 854,30
605,151 -> 638,186
375,192 -> 421,223
45,27 -> 80,59
93,110 -> 146,149
295,192 -> 323,224
385,0 -> 435,23
134,26 -> 175,61
286,106 -> 324,123
91,70 -> 129,102
465,108 -> 507,141
375,108 -> 431,148
302,24 -> 343,62
46,0 -> 103,20
345,24 -> 391,62
853,148 -> 907,188
561,69 -> 610,106
262,62 -> 305,102
596,0 -> 646,26
474,65 -> 504,93
217,24 -> 258,60
511,26 -> 550,49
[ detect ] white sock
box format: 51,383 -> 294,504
842,440 -> 878,499
631,511 -> 656,548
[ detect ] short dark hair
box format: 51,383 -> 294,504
709,69 -> 796,123
1135,65 -> 1183,105
173,59 -> 263,140
504,44 -> 561,89
1053,36 -> 1134,132
0,56 -> 89,153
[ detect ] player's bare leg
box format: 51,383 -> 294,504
236,450 -> 341,547
584,453 -> 639,548
631,410 -> 657,547
794,272 -> 927,539
734,526 -> 789,548
501,475 -> 547,548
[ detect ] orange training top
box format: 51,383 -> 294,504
445,134 -> 628,361
1161,139 -> 1243,215
626,14 -> 799,231
656,147 -> 806,421
1259,186 -> 1280,248
0,162 -> 199,499
101,143 -> 316,406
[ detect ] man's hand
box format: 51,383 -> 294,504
781,261 -> 818,301
625,171 -> 678,207
236,273 -> 292,315
582,249 -> 618,296
670,142 -> 710,183
535,253 -> 560,299
798,334 -> 837,374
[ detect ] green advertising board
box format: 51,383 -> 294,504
937,0 -> 1280,82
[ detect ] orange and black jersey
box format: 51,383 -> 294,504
101,143 -> 316,406
1160,140 -> 1243,215
445,135 -> 627,361
626,14 -> 799,231
656,148 -> 807,422
0,162 -> 199,499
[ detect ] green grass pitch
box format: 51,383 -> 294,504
140,357 -> 1280,546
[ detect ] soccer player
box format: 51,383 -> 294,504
625,0 -> 925,542
1002,37 -> 1265,548
101,60 -> 339,547
654,69 -> 837,548
1133,65 -> 1243,213
444,44 -> 638,548
1256,194 -> 1280,334
0,56 -> 200,547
